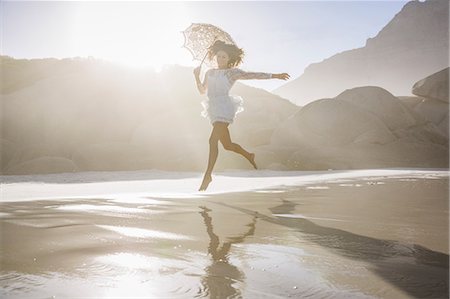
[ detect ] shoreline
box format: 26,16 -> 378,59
1,168 -> 448,202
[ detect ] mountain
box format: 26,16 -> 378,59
273,0 -> 449,106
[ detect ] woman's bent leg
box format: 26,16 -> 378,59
219,125 -> 258,169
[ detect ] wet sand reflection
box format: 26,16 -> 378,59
215,198 -> 449,298
199,206 -> 257,299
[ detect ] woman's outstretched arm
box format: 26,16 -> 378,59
228,68 -> 290,82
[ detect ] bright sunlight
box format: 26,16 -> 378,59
69,2 -> 193,71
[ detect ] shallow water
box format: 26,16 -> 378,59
0,173 -> 448,298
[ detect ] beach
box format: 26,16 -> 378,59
0,168 -> 448,298
2,0 -> 449,298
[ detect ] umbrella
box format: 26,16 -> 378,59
181,23 -> 237,67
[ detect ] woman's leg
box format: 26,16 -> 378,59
199,123 -> 221,191
218,124 -> 257,169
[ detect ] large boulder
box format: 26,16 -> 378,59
267,86 -> 448,170
409,68 -> 449,138
270,97 -> 396,147
413,98 -> 449,137
397,96 -> 425,109
412,67 -> 449,103
335,86 -> 417,131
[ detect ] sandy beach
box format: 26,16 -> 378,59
1,0 -> 449,298
0,168 -> 448,298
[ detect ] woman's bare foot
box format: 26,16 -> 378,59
248,153 -> 257,169
199,174 -> 212,191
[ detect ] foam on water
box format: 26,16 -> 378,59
1,168 -> 448,202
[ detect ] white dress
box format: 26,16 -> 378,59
200,68 -> 272,125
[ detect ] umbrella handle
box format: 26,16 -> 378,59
200,37 -> 217,67
200,51 -> 208,67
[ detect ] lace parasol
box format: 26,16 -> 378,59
181,23 -> 237,67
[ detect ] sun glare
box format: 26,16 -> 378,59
70,2 -> 193,71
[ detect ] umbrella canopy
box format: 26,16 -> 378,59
182,23 -> 237,67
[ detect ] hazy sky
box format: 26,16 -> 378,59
1,0 -> 409,91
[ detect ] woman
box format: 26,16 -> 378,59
193,40 -> 290,191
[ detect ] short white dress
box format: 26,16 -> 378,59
200,68 -> 272,125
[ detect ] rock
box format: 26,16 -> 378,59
397,96 -> 425,109
413,97 -> 448,126
412,67 -> 449,103
437,113 -> 449,138
71,142 -> 153,171
335,86 -> 417,131
1,139 -> 16,172
285,139 -> 448,170
375,139 -> 448,168
251,147 -> 279,169
4,143 -> 73,173
394,122 -> 448,146
269,85 -> 448,170
409,68 -> 449,137
271,96 -> 396,147
246,127 -> 274,146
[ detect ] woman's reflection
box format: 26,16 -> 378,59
198,206 -> 257,299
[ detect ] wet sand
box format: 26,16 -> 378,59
0,169 -> 448,298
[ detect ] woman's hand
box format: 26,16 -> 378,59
273,73 -> 290,80
193,65 -> 201,77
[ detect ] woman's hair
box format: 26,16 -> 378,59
207,40 -> 245,67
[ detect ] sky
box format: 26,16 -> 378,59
1,0 -> 409,92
